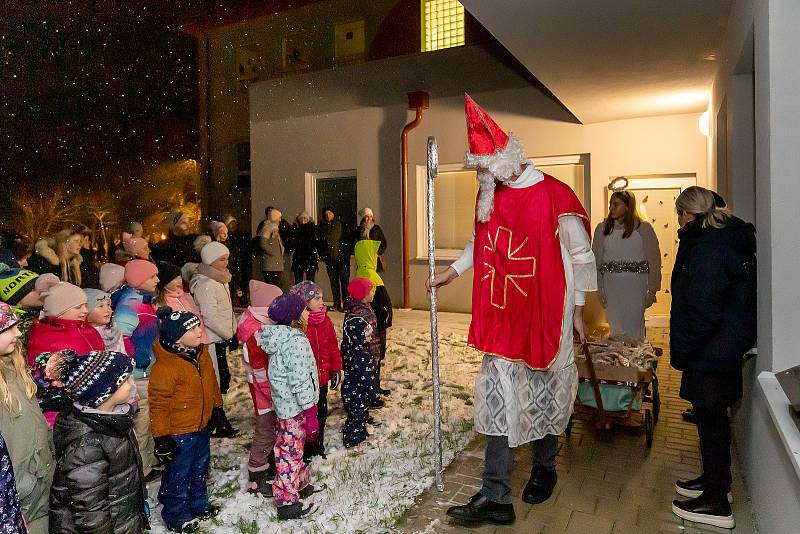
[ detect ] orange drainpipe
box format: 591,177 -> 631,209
401,91 -> 430,309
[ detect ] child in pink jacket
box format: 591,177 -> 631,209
236,280 -> 283,496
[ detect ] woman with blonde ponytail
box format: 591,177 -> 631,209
0,302 -> 54,534
675,186 -> 731,229
669,186 -> 756,529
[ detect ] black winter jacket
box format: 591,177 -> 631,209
669,216 -> 756,374
291,221 -> 319,272
50,405 -> 148,534
316,218 -> 346,262
151,232 -> 200,266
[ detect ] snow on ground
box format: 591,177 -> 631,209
147,324 -> 481,534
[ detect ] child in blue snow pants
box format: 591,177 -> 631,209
158,430 -> 212,528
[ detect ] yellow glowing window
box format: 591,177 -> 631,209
422,0 -> 465,52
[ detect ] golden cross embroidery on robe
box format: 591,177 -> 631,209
481,226 -> 537,309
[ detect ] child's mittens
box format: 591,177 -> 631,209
303,405 -> 320,442
154,436 -> 179,464
208,406 -> 226,434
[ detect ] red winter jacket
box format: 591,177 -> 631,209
305,312 -> 342,386
26,317 -> 105,365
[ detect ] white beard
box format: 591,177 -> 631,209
465,134 -> 526,223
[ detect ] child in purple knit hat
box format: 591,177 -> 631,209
256,294 -> 320,519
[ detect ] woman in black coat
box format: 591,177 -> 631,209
291,212 -> 319,283
49,404 -> 148,533
669,186 -> 756,529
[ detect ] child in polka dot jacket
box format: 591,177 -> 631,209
340,278 -> 380,449
256,294 -> 320,520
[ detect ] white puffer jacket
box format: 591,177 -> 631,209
190,272 -> 235,343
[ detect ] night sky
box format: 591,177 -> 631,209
0,1 -> 242,188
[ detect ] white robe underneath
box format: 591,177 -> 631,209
451,163 -> 597,447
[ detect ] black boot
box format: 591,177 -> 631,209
300,484 -> 326,498
196,504 -> 220,521
375,362 -> 391,396
675,475 -> 733,502
522,468 -> 557,505
267,450 -> 277,479
446,492 -> 515,525
672,493 -> 735,529
167,519 -> 200,533
682,407 -> 697,424
303,441 -> 319,462
276,502 -> 314,520
246,469 -> 274,497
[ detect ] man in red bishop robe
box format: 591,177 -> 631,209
429,95 -> 597,525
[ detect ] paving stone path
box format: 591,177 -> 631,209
397,328 -> 758,534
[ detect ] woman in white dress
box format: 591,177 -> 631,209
592,191 -> 661,341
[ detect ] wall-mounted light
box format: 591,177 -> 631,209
698,111 -> 710,137
608,176 -> 629,191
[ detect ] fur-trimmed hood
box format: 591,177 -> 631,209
34,238 -> 59,266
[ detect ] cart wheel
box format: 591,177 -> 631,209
565,416 -> 574,437
652,381 -> 661,425
645,410 -> 654,448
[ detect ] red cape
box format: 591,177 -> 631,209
468,174 -> 589,369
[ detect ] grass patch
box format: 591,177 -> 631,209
211,480 -> 240,499
457,418 -> 475,432
236,517 -> 258,534
412,396 -> 424,406
453,391 -> 471,402
211,457 -> 239,471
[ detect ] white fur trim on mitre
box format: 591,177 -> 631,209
464,133 -> 526,182
465,134 -> 527,223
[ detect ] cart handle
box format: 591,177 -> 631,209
582,343 -> 607,427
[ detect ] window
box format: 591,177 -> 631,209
422,0 -> 465,52
416,155 -> 589,260
430,169 -> 478,250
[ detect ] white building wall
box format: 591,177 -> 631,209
708,0 -> 800,531
250,83 -> 707,312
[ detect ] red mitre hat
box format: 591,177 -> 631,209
465,94 -> 509,156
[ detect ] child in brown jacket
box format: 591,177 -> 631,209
149,307 -> 223,533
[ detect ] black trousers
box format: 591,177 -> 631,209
481,434 -> 559,504
262,271 -> 281,285
325,258 -> 350,309
212,341 -> 231,394
305,385 -> 328,459
694,406 -> 732,496
292,269 -> 316,284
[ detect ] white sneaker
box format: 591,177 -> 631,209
672,499 -> 735,529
